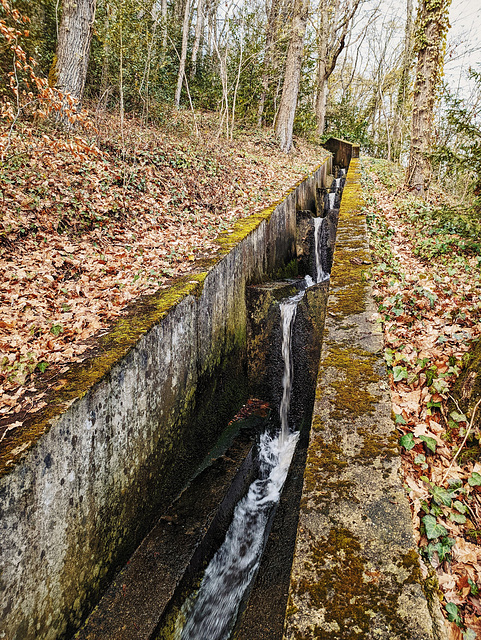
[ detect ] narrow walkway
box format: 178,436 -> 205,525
283,159 -> 446,640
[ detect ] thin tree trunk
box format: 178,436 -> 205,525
191,0 -> 205,78
407,0 -> 452,192
161,0 -> 168,57
315,67 -> 328,134
175,0 -> 191,107
393,0 -> 413,160
55,0 -> 97,105
314,0 -> 362,136
257,0 -> 282,127
275,0 -> 310,152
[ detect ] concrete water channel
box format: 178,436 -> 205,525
0,140 -> 446,640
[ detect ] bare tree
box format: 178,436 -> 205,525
175,0 -> 192,107
393,0 -> 414,159
315,0 -> 363,136
275,0 -> 310,152
257,0 -> 283,127
191,0 -> 206,77
407,0 -> 452,192
55,0 -> 97,106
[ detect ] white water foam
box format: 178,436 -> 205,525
328,192 -> 336,209
314,217 -> 328,283
174,430 -> 299,640
279,292 -> 303,443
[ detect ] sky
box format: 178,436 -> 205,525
446,0 -> 481,95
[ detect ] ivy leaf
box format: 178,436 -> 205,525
453,500 -> 467,514
468,472 -> 481,487
393,365 -> 408,382
468,578 -> 479,596
445,602 -> 461,626
37,361 -> 48,373
422,514 -> 448,540
419,434 -> 437,452
463,629 -> 477,640
426,537 -> 455,562
414,453 -> 426,465
432,378 -> 449,395
450,411 -> 467,423
399,433 -> 415,450
395,413 -> 407,425
429,485 -> 452,506
449,511 -> 467,524
50,323 -> 64,337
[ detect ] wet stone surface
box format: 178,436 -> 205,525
283,160 -> 440,640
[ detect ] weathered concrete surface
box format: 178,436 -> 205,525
283,159 -> 441,640
0,157 -> 333,640
323,137 -> 360,169
75,420 -> 258,640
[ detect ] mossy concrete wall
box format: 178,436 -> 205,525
283,159 -> 445,640
0,157 -> 333,640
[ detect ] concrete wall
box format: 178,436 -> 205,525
0,156 -> 333,640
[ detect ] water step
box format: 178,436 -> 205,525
283,159 -> 447,640
75,420 -> 260,640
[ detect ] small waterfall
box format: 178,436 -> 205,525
340,168 -> 347,177
334,178 -> 341,190
313,217 -> 328,284
173,290 -> 304,640
328,192 -> 336,209
175,431 -> 298,640
279,291 -> 304,443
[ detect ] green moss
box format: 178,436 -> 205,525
292,526 -> 416,639
399,549 -> 423,585
356,427 -> 399,461
321,343 -> 379,420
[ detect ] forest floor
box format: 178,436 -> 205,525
0,111 -> 327,435
364,158 -> 481,640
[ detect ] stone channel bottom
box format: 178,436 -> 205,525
283,159 -> 446,640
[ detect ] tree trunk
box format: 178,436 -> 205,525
191,0 -> 205,78
315,75 -> 328,134
314,0 -> 362,136
407,0 -> 452,193
275,0 -> 310,152
393,0 -> 413,160
257,0 -> 282,127
55,0 -> 96,105
175,0 -> 191,107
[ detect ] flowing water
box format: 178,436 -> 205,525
328,192 -> 336,209
174,431 -> 298,640
313,217 -> 328,284
172,288 -> 304,640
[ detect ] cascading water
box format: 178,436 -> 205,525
173,431 -> 298,640
313,217 -> 329,284
172,289 -> 304,640
166,167 -> 345,640
279,290 -> 304,444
